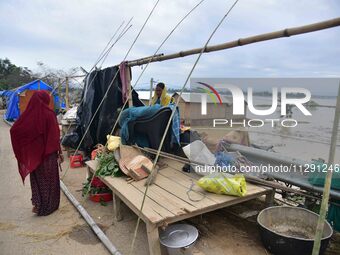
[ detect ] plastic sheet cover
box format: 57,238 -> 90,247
75,66 -> 143,152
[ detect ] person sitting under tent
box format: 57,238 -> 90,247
151,82 -> 173,106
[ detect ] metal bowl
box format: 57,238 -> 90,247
257,206 -> 333,255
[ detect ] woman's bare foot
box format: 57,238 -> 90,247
32,206 -> 38,214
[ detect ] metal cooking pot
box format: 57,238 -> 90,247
257,206 -> 333,255
159,224 -> 198,255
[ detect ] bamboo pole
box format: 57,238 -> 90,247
60,181 -> 121,255
127,17 -> 340,67
149,77 -> 153,106
65,77 -> 70,110
58,78 -> 61,108
67,74 -> 86,78
131,53 -> 164,65
312,83 -> 340,255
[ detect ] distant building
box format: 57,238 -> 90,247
172,92 -> 246,125
136,91 -> 247,125
136,91 -> 153,105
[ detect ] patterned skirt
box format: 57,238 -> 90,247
30,152 -> 60,216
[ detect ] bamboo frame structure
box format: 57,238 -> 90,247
56,15 -> 340,254
126,17 -> 340,67
125,16 -> 340,253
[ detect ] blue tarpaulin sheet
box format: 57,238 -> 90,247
4,80 -> 60,121
0,90 -> 14,98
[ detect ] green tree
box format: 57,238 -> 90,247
0,58 -> 34,90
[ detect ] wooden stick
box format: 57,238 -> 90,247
135,145 -> 193,164
127,17 -> 340,67
57,78 -> 61,107
125,66 -> 132,107
144,165 -> 159,186
65,77 -> 69,110
149,77 -> 153,106
131,53 -> 164,65
67,74 -> 86,78
312,83 -> 340,255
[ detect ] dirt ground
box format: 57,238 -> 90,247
1,112 -> 339,255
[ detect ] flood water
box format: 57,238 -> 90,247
247,96 -> 340,162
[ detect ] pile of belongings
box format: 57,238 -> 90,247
93,137 -> 154,182
182,140 -> 254,197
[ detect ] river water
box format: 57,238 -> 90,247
247,96 -> 339,162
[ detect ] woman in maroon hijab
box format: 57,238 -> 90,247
10,90 -> 63,216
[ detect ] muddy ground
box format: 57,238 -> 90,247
1,113 -> 339,255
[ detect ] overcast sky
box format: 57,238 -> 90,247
1,0 -> 340,95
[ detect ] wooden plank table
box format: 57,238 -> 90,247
86,158 -> 274,255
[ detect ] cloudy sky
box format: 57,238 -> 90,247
1,0 -> 340,94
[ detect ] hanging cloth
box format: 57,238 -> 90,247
119,61 -> 129,102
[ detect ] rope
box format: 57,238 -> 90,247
61,24 -> 133,180
65,1 -> 157,162
129,1 -> 239,254
79,18 -> 133,104
62,0 -> 160,180
49,20 -> 129,98
64,0 -> 203,181
61,21 -> 133,179
187,179 -> 206,202
79,0 -> 161,202
105,0 -> 206,149
93,21 -> 127,69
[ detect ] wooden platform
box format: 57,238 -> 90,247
86,157 -> 274,255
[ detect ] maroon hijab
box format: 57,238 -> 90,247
10,91 -> 61,182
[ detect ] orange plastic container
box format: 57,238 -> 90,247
70,154 -> 83,168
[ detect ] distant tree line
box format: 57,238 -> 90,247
0,58 -> 34,90
0,58 -> 80,91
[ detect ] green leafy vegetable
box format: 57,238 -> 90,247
95,152 -> 122,177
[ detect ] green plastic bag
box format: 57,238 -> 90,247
197,173 -> 247,197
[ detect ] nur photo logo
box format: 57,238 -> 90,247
192,78 -> 313,128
